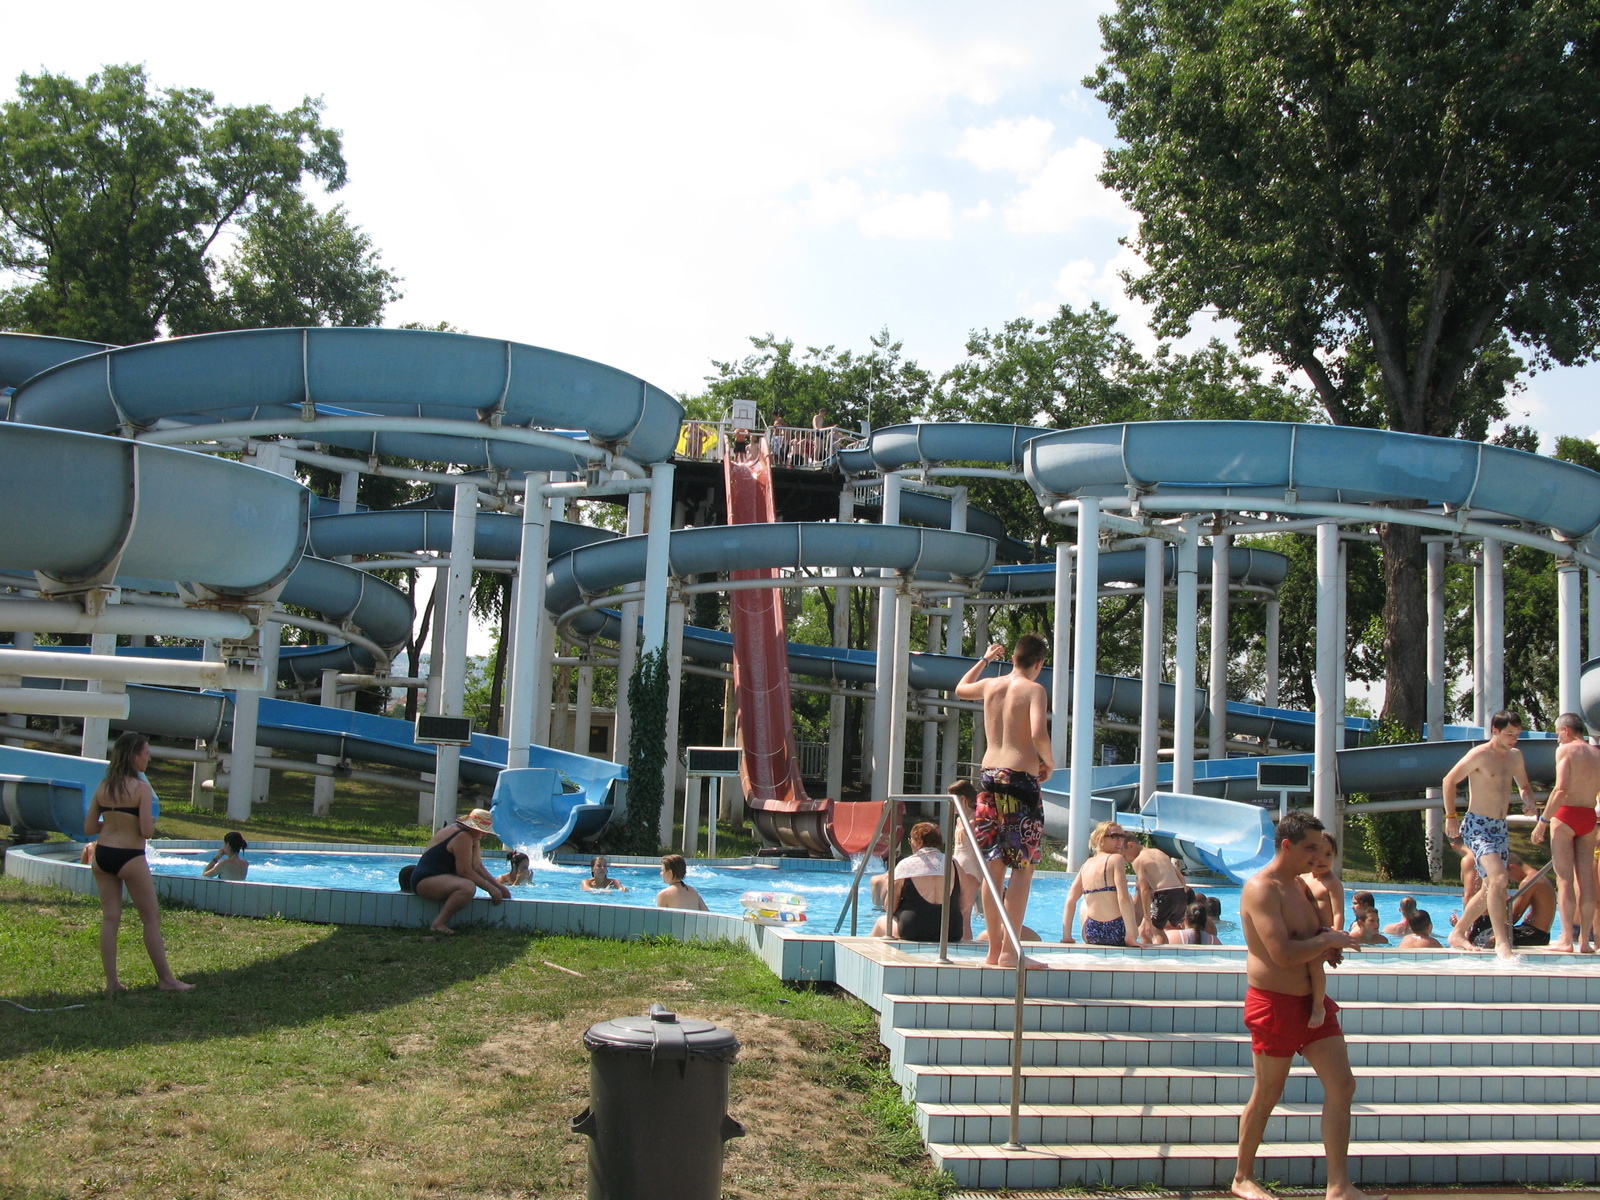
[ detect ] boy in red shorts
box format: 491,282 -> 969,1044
1233,810 -> 1380,1200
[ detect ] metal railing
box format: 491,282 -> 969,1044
673,420 -> 848,470
833,793 -> 1032,1151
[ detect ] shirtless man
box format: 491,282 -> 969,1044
1232,810 -> 1376,1200
1469,856 -> 1555,949
1130,839 -> 1188,944
954,634 -> 1053,968
1531,712 -> 1599,953
655,854 -> 709,912
1443,711 -> 1538,959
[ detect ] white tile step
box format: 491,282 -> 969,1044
894,1026 -> 1600,1068
898,1061 -> 1600,1105
924,1137 -> 1600,1191
916,1099 -> 1600,1147
880,993 -> 1600,1035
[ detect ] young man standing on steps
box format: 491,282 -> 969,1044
1233,810 -> 1379,1200
1443,710 -> 1538,960
955,633 -> 1053,969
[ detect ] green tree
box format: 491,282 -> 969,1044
181,193 -> 399,332
1090,0 -> 1600,733
697,328 -> 934,431
0,64 -> 348,343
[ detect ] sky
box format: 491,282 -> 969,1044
5,0 -> 1596,450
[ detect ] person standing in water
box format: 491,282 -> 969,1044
202,831 -> 249,881
84,732 -> 193,994
955,634 -> 1053,969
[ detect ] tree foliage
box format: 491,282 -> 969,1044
0,64 -> 396,343
1089,0 -> 1600,730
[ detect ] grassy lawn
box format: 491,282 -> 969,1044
0,875 -> 952,1200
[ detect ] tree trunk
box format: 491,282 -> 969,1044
1378,520 -> 1426,734
487,576 -> 511,735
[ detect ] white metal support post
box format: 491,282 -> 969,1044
1050,541 -> 1074,788
971,605 -> 990,764
886,581 -> 914,799
1264,597 -> 1281,709
1069,498 -> 1101,869
1472,558 -> 1486,726
1139,536 -> 1164,807
1208,531 -> 1231,759
641,463 -> 675,656
79,631 -> 117,762
940,487 -> 968,793
658,594 -> 686,848
1172,525 -> 1200,794
614,482 -> 645,765
1589,569 -> 1600,663
1334,538 -> 1349,750
430,481 -> 478,829
1314,521 -> 1341,833
531,490 -> 568,747
870,473 -> 903,804
505,473 -> 550,771
1558,561 -> 1582,715
1484,536 -> 1505,717
827,484 -> 853,800
314,667 -> 341,816
1425,540 -> 1448,881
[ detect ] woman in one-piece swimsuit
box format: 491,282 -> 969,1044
83,732 -> 192,995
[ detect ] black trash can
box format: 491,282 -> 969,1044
569,1003 -> 744,1200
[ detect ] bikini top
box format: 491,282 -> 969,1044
99,805 -> 141,816
1082,862 -> 1119,894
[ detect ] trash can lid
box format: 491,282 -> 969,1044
584,1003 -> 740,1062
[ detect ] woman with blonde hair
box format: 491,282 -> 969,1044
1060,820 -> 1141,947
84,731 -> 193,993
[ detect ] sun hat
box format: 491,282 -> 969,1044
455,809 -> 495,835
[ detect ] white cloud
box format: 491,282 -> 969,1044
961,199 -> 994,221
954,116 -> 1056,175
858,191 -> 954,239
1004,137 -> 1131,234
803,178 -> 868,224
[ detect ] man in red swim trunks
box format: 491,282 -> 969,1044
1233,810 -> 1379,1200
1532,712 -> 1600,954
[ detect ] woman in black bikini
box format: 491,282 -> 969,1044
84,732 -> 193,994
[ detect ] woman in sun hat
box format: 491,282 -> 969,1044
409,808 -> 510,933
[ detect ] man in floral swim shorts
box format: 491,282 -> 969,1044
955,633 -> 1053,968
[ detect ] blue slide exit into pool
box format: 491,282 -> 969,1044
1134,790 -> 1277,883
490,767 -> 617,856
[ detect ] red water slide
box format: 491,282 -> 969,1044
722,439 -> 891,856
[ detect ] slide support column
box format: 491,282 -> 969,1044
1139,536 -> 1163,806
505,473 -> 551,771
1425,540 -> 1447,882
1484,536 -> 1505,717
1559,561 -> 1582,715
657,593 -> 686,849
430,481 -> 478,829
827,484 -> 852,799
1314,521 -> 1340,835
870,473 -> 903,804
1069,499 -> 1100,869
314,667 -> 340,816
1050,541 -> 1074,787
1172,524 -> 1199,794
1208,531 -> 1231,758
641,463 -> 675,656
614,483 -> 645,765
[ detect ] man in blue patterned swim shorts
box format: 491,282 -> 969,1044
955,633 -> 1054,968
1442,710 -> 1537,960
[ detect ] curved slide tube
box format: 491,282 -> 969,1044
0,332 -> 116,390
9,326 -> 686,469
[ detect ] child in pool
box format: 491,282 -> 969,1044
582,855 -> 627,892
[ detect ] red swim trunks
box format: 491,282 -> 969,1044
1243,986 -> 1342,1058
1554,805 -> 1599,838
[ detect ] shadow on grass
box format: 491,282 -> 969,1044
0,898 -> 532,1059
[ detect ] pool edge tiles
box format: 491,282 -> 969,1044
6,841 -> 843,977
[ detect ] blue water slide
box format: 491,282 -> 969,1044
859,488 -> 1035,562
8,327 -> 686,468
490,766 -> 618,855
1582,656 -> 1600,732
1024,421 -> 1600,541
837,421 -> 1052,475
0,424 -> 309,595
0,332 -> 116,390
1134,791 -> 1278,882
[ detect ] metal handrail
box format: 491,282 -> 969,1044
833,792 -> 1032,1151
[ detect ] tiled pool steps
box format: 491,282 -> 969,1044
833,942 -> 1600,1191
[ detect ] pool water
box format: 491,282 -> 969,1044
145,849 -> 1489,946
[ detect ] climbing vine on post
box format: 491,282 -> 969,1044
605,647 -> 668,855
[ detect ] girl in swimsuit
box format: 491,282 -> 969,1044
1060,821 -> 1141,946
83,732 -> 193,995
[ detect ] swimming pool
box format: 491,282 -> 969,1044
145,848 -> 1477,946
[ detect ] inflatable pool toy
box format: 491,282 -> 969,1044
739,890 -> 807,925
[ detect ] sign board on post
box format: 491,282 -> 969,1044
684,747 -> 743,859
1256,760 -> 1311,820
414,715 -> 474,746
686,746 -> 743,777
